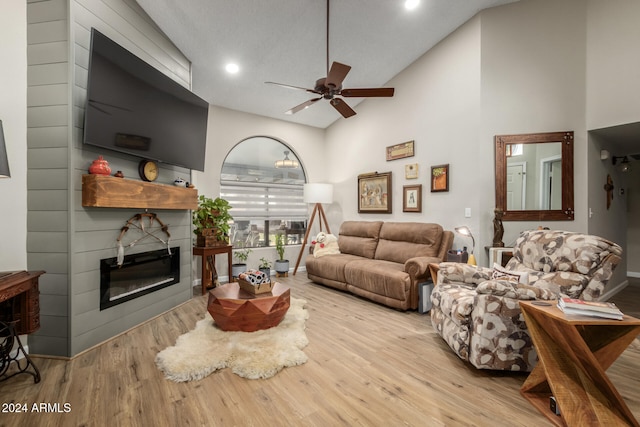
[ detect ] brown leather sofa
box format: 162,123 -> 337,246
305,221 -> 453,310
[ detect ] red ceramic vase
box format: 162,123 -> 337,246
88,155 -> 112,175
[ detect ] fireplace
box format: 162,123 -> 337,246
100,247 -> 180,310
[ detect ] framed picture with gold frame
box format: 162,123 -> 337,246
403,184 -> 422,212
386,140 -> 414,161
358,172 -> 392,213
430,164 -> 449,192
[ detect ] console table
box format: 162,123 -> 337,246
519,301 -> 640,426
0,270 -> 44,334
193,245 -> 233,295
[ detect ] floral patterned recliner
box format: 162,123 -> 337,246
430,230 -> 622,371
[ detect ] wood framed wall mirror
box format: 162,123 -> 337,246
495,131 -> 574,221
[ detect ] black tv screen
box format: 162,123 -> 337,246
83,28 -> 208,171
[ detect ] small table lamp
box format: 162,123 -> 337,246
0,120 -> 11,178
293,183 -> 333,275
455,226 -> 476,266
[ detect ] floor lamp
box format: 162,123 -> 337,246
293,183 -> 333,275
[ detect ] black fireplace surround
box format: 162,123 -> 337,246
100,247 -> 180,310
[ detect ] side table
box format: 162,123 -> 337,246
207,282 -> 290,332
193,245 -> 233,296
519,300 -> 640,426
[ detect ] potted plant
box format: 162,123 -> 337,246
258,257 -> 272,281
232,246 -> 251,279
193,195 -> 233,247
274,233 -> 289,275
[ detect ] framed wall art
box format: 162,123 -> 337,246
430,164 -> 449,192
386,140 -> 414,161
403,184 -> 422,212
405,163 -> 419,179
358,172 -> 392,213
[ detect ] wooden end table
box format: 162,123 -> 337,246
519,300 -> 640,427
193,245 -> 233,295
207,282 -> 290,332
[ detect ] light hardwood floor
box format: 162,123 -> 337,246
1,275 -> 639,426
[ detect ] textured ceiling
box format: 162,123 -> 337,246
136,0 -> 518,129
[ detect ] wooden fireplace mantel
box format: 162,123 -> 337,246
82,174 -> 198,210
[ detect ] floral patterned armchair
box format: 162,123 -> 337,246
430,230 -> 622,371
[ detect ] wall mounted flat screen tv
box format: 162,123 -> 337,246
83,28 -> 209,171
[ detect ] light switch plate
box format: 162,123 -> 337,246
465,208 -> 471,218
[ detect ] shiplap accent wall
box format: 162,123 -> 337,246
27,0 -> 199,357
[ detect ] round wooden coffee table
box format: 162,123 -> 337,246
207,282 -> 290,332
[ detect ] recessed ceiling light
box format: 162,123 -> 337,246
225,63 -> 239,74
404,0 -> 420,11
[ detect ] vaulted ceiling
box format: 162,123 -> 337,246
136,0 -> 518,129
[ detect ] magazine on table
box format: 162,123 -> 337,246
557,298 -> 624,320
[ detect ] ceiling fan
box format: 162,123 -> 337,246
265,0 -> 395,119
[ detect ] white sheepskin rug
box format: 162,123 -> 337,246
156,298 -> 309,381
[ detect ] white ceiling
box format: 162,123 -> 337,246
135,0 -> 518,129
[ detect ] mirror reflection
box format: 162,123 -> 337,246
506,142 -> 562,211
495,131 -> 574,221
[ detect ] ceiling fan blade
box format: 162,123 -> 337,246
330,98 -> 356,118
341,88 -> 395,97
285,97 -> 322,115
265,81 -> 318,94
325,62 -> 351,88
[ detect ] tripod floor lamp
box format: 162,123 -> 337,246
293,183 -> 333,275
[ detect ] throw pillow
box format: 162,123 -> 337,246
491,263 -> 529,284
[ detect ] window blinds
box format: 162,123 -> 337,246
220,182 -> 307,220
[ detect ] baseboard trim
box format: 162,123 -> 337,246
627,271 -> 640,278
600,279 -> 629,301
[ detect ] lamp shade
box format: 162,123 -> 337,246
0,120 -> 10,178
303,183 -> 333,204
455,226 -> 475,253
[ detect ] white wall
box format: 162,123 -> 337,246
480,0 -> 588,248
626,166 -> 640,275
325,15 -> 483,257
325,0 -> 590,264
586,0 -> 640,130
586,0 -> 640,280
0,1 -> 27,271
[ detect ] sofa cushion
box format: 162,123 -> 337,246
343,259 -> 410,301
512,230 -> 622,276
375,222 -> 443,264
528,271 -> 590,298
305,253 -> 364,284
338,221 -> 383,259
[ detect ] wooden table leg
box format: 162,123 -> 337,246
520,304 -> 640,427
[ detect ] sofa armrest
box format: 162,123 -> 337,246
476,279 -> 556,300
437,262 -> 493,285
405,256 -> 441,282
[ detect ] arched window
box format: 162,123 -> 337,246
220,136 -> 307,248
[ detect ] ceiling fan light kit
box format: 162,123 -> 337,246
266,0 -> 395,119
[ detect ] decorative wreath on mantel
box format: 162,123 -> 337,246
116,212 -> 171,266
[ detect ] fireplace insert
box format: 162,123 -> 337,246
100,247 -> 180,310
